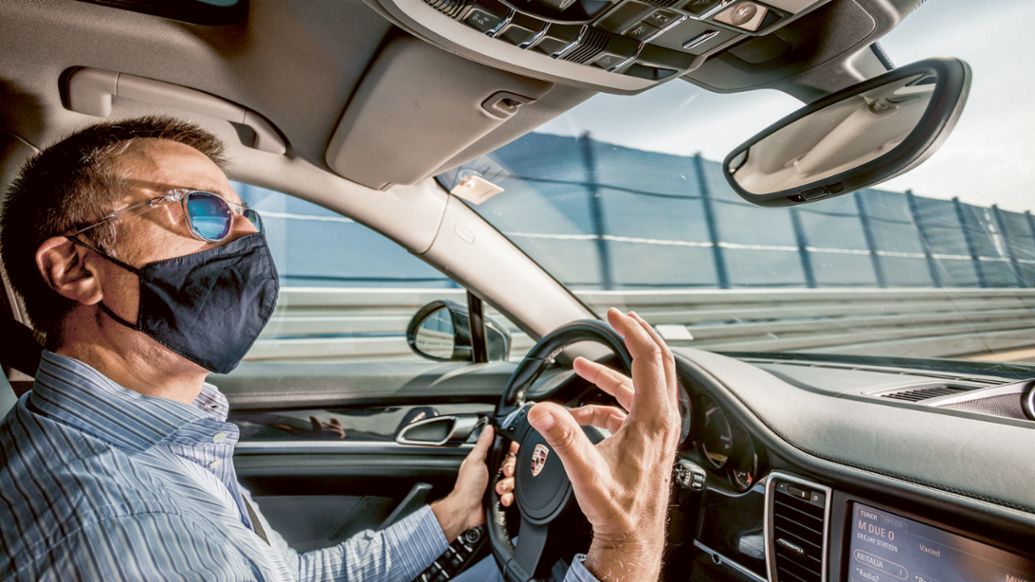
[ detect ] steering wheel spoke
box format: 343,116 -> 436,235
509,517 -> 552,581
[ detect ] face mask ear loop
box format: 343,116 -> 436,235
66,236 -> 143,275
66,236 -> 143,330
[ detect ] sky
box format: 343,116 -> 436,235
536,0 -> 1035,212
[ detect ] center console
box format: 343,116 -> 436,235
763,473 -> 1035,582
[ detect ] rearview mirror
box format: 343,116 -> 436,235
406,300 -> 512,362
724,58 -> 970,206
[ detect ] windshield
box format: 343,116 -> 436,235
441,1 -> 1035,364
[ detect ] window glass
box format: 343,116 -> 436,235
236,184 -> 517,363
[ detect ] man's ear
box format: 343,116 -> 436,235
35,237 -> 103,306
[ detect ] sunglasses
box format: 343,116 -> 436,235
68,189 -> 264,243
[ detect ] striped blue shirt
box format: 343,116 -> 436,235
0,351 -> 447,580
0,351 -> 598,581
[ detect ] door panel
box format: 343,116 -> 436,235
226,360 -> 514,570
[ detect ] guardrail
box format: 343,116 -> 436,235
248,288 -> 1035,362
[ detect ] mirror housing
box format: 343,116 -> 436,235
724,58 -> 971,207
406,299 -> 512,362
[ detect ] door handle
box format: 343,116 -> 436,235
396,414 -> 482,446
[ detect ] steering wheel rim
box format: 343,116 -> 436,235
486,319 -> 633,582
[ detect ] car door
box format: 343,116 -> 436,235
220,360 -> 512,555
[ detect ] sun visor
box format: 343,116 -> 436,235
325,35 -> 552,190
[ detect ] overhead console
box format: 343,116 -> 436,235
369,0 -> 833,93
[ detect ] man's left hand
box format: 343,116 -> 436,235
431,425 -> 508,541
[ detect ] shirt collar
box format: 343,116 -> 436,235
29,350 -> 231,452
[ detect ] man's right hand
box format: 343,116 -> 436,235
527,308 -> 681,581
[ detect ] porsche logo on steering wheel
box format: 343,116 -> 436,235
530,444 -> 549,477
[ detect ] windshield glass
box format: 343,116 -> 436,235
441,1 -> 1035,364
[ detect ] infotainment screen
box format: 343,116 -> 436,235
848,503 -> 1035,582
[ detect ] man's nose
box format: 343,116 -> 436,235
225,211 -> 259,242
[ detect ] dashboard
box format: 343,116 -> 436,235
579,348 -> 1035,582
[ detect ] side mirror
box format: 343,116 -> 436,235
406,300 -> 512,362
724,58 -> 971,206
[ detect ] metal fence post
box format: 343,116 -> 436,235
991,204 -> 1024,287
906,189 -> 943,287
789,207 -> 817,288
953,197 -> 986,287
855,191 -> 886,287
579,133 -> 614,290
693,153 -> 730,289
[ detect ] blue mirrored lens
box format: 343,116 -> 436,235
186,192 -> 231,241
244,208 -> 263,234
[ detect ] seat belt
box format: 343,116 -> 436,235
243,496 -> 271,545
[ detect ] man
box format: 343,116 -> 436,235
0,117 -> 681,580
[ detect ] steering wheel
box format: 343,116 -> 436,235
485,320 -> 633,582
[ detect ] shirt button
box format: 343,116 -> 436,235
209,459 -> 222,470
213,431 -> 228,443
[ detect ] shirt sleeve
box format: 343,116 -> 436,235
562,554 -> 601,582
257,496 -> 448,582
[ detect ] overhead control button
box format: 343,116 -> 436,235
592,52 -> 631,71
465,8 -> 505,33
497,13 -> 543,46
532,22 -> 583,57
595,0 -> 653,33
645,9 -> 682,28
683,0 -> 724,16
623,21 -> 661,42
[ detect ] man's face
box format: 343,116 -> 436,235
80,138 -> 257,368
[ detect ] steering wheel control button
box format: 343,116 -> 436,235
495,402 -> 536,443
674,459 -> 707,491
463,528 -> 483,544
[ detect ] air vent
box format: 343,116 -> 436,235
766,474 -> 830,582
880,385 -> 972,402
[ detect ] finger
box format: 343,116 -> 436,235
509,440 -> 520,455
573,357 -> 634,410
467,424 -> 494,463
528,402 -> 601,493
309,416 -> 322,432
501,493 -> 514,507
503,456 -> 516,478
569,404 -> 627,433
629,311 -> 677,404
496,478 -> 514,495
607,308 -> 668,418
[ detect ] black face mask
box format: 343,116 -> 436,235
71,233 -> 279,374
